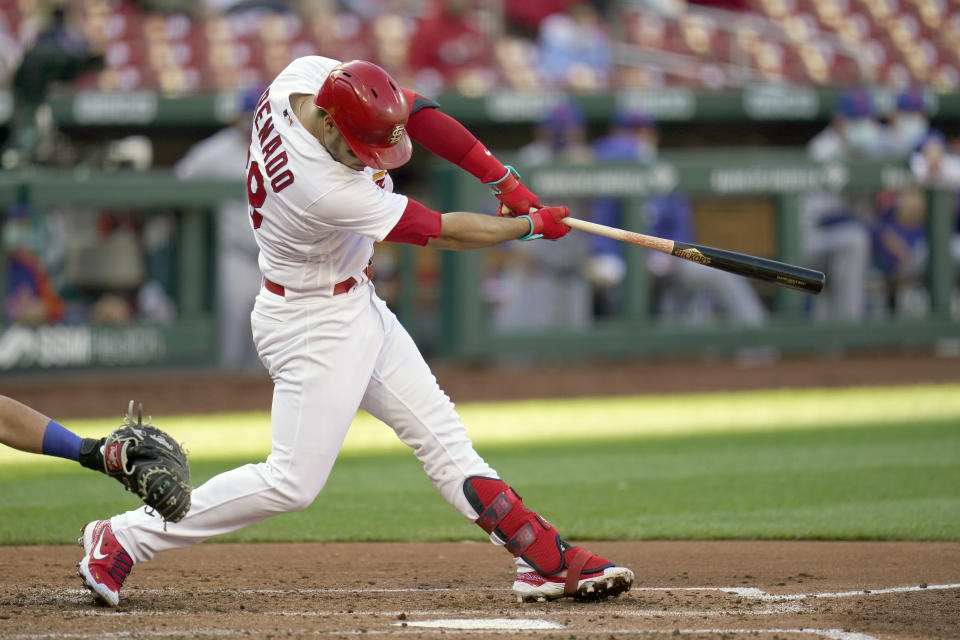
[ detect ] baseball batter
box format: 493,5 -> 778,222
77,56 -> 634,605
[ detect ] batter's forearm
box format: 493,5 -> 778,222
427,212 -> 529,250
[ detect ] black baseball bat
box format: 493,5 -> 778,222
563,217 -> 825,294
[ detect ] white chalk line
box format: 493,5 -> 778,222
394,628 -> 879,640
6,581 -> 955,640
633,583 -> 960,601
399,618 -> 564,630
0,628 -> 880,640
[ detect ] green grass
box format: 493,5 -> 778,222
1,384 -> 958,544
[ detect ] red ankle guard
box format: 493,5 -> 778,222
463,476 -> 568,576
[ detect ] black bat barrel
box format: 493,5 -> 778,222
671,242 -> 825,294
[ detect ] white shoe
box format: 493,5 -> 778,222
512,547 -> 634,602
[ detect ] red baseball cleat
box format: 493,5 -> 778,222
512,546 -> 634,603
77,520 -> 134,606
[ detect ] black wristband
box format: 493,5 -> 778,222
78,437 -> 105,472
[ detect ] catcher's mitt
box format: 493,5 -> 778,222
79,401 -> 192,525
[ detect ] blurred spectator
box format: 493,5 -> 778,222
537,4 -> 613,91
908,131 -> 960,307
337,0 -> 390,21
132,0 -> 202,16
809,89 -> 887,162
630,0 -> 685,18
504,0 -> 584,34
887,88 -> 933,158
407,0 -> 494,95
871,187 -> 929,317
588,109 -> 767,326
174,87 -> 263,371
686,0 -> 749,8
3,205 -> 65,325
493,99 -> 594,330
89,135 -> 176,325
512,98 -> 593,166
209,0 -> 291,12
309,8 -> 376,65
6,5 -> 103,166
104,136 -> 154,171
57,209 -> 147,326
890,91 -> 960,304
802,88 -> 877,323
909,131 -> 960,189
888,87 -> 955,277
137,209 -> 179,326
2,201 -> 166,328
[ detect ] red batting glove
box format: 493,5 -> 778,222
486,166 -> 541,217
520,206 -> 571,241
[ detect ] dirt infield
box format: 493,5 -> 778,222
1,541 -> 958,639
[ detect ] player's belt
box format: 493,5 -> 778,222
265,263 -> 374,297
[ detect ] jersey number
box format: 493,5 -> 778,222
247,161 -> 266,228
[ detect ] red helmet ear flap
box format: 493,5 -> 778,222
315,61 -> 412,170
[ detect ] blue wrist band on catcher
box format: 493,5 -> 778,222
41,419 -> 82,461
485,165 -> 520,194
517,214 -> 543,241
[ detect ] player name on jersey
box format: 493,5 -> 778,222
250,88 -> 295,194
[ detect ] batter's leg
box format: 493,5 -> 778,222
360,296 -> 496,519
359,297 -> 634,602
109,291 -> 385,564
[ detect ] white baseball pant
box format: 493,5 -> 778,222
111,282 -> 497,563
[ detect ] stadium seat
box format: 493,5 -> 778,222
0,2 -> 956,92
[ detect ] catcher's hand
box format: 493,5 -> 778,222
79,401 -> 192,525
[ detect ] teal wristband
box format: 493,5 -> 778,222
517,214 -> 543,241
485,165 -> 520,194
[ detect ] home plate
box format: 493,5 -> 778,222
396,618 -> 564,630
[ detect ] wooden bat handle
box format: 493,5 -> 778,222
563,217 -> 675,254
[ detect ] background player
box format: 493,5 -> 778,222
588,109 -> 768,325
174,87 -> 265,372
76,56 -> 634,606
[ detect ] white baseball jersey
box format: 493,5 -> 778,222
246,55 -> 408,292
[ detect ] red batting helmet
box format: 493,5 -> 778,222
314,60 -> 412,170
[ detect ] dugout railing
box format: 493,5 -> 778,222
0,152 -> 957,371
